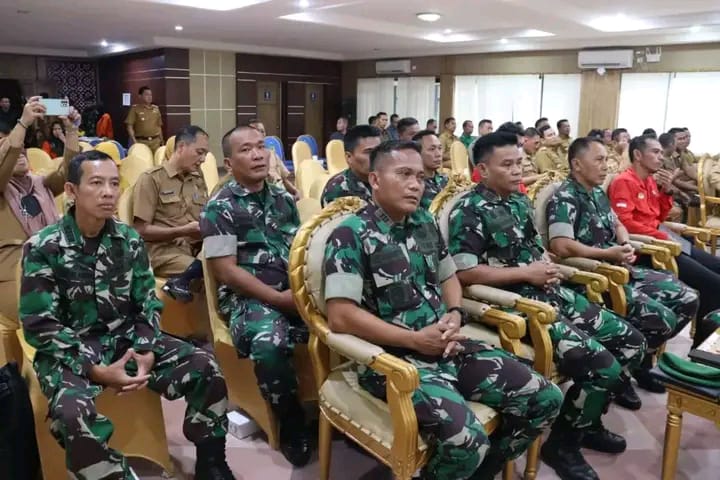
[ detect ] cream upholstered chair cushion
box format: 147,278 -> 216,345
437,190 -> 471,244
533,181 -> 561,247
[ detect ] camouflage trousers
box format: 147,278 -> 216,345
226,298 -> 309,415
518,284 -> 646,430
622,266 -> 699,351
41,334 -> 228,480
361,340 -> 563,480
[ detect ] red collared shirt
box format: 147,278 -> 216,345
608,167 -> 672,240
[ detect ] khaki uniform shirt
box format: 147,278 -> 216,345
521,150 -> 538,177
558,136 -> 572,158
125,104 -> 163,138
439,131 -> 457,167
132,162 -> 208,276
268,150 -> 290,186
535,146 -> 568,174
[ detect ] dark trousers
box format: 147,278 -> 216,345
676,247 -> 720,319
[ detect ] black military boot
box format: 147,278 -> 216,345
277,400 -> 313,467
541,427 -> 600,480
581,423 -> 627,454
162,276 -> 193,303
613,378 -> 641,410
195,437 -> 235,480
633,355 -> 666,393
468,449 -> 507,480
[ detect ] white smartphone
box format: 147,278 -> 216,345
40,98 -> 70,116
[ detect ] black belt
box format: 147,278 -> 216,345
137,135 -> 159,141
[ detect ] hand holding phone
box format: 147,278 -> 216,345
40,98 -> 70,116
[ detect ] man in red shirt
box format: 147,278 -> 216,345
609,135 -> 720,346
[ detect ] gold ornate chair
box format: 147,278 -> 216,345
449,140 -> 470,176
325,139 -> 347,176
697,154 -> 720,255
200,252 -> 317,449
288,196 -> 528,480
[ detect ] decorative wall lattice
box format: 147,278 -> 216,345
46,60 -> 98,112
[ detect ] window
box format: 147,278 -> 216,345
542,74 -> 582,136
356,78 -> 394,125
617,73 -> 670,138
395,77 -> 437,126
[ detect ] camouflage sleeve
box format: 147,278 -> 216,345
287,194 -> 301,227
320,175 -> 341,207
546,191 -> 578,240
19,240 -> 95,376
129,233 -> 163,353
436,225 -> 457,282
201,196 -> 237,259
447,200 -> 487,271
323,219 -> 365,304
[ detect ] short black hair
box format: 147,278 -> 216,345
472,132 -> 518,166
412,129 -> 438,143
611,128 -> 628,142
642,128 -> 657,138
497,121 -> 523,137
344,125 -> 381,153
462,120 -> 473,128
397,117 -> 419,135
659,132 -> 675,149
667,127 -> 685,137
629,135 -> 659,162
426,118 -> 436,127
568,136 -> 604,171
538,124 -> 552,137
524,127 -> 539,138
479,119 -> 492,127
368,115 -> 376,125
138,86 -> 151,95
175,125 -> 209,147
68,151 -> 115,185
337,115 -> 348,122
557,119 -> 569,129
369,140 -> 421,171
390,114 -> 399,121
534,117 -> 548,128
221,125 -> 260,157
443,117 -> 455,127
515,121 -> 524,129
376,111 -> 388,118
587,129 -> 604,138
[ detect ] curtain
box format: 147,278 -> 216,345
617,73 -> 670,137
541,74 -> 582,135
395,76 -> 436,125
665,72 -> 720,154
356,78 -> 395,125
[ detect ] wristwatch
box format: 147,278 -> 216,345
447,306 -> 468,326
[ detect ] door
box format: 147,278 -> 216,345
256,81 -> 281,138
304,84 -> 323,145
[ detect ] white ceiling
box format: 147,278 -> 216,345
0,0 -> 719,60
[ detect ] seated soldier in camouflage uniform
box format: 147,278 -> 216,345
320,125 -> 380,206
412,129 -> 448,209
20,151 -> 233,480
448,132 -> 646,480
133,126 -> 210,302
323,141 -> 563,480
546,137 -> 699,404
201,126 -> 312,467
535,125 -> 568,174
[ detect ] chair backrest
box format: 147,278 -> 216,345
163,136 -> 176,162
602,172 -> 619,194
127,143 -> 154,167
292,141 -> 313,173
26,148 -> 54,173
200,251 -> 234,346
202,153 -> 220,193
298,134 -> 319,157
698,154 -> 715,199
326,139 -> 347,176
289,197 -> 366,323
296,159 -> 327,198
429,176 -> 474,244
308,172 -> 331,200
297,197 -> 323,224
116,185 -> 134,224
450,141 -> 469,174
153,146 -> 166,166
265,136 -> 285,162
531,181 -> 562,248
95,141 -> 122,164
119,154 -> 154,191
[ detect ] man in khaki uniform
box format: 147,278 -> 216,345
535,124 -> 568,174
438,117 -> 457,169
0,96 -> 80,363
126,86 -> 164,153
133,125 -> 209,302
557,119 -> 573,158
521,127 -> 543,186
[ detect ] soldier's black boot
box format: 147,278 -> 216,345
613,377 -> 642,410
195,437 -> 235,480
541,426 -> 600,480
581,423 -> 627,454
468,449 -> 507,480
633,355 -> 666,393
162,276 -> 193,303
278,401 -> 313,467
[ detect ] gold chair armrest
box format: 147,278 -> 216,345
664,222 -> 712,243
462,298 -> 525,355
557,265 -> 609,304
325,332 -> 385,366
630,234 -> 682,257
463,284 -> 521,307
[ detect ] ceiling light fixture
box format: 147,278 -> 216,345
519,29 -> 555,38
690,25 -> 702,33
416,12 -> 441,22
175,25 -> 184,31
588,13 -> 652,32
425,33 -> 475,43
100,39 -> 109,47
150,0 -> 271,12
499,38 -> 508,44
298,0 -> 310,7
443,28 -> 453,34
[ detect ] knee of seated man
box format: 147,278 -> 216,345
51,394 -> 97,430
249,334 -> 293,364
563,346 -> 621,385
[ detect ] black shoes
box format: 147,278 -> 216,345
614,382 -> 642,410
195,438 -> 235,480
581,426 -> 627,454
162,276 -> 193,303
633,368 -> 666,394
280,422 -> 313,467
468,450 -> 506,480
541,435 -> 600,480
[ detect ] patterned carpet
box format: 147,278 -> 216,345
133,325 -> 720,479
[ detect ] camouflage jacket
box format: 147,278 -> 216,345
20,211 -> 162,391
320,168 -> 372,207
535,146 -> 568,174
420,172 -> 449,209
546,177 -> 619,249
201,180 -> 299,313
324,202 -> 456,350
447,184 -> 545,292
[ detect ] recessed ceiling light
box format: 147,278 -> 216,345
425,33 -> 475,43
149,0 -> 271,11
298,0 -> 310,7
690,25 -> 702,33
588,13 -> 651,32
417,12 -> 441,22
100,39 -> 109,47
519,29 -> 555,38
175,25 -> 184,31
499,38 -> 508,44
443,28 -> 453,34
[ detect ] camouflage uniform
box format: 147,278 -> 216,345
448,184 -> 646,431
320,168 -> 372,207
420,172 -> 449,210
546,177 -> 699,352
324,202 -> 562,480
20,211 -> 228,480
201,180 -> 308,416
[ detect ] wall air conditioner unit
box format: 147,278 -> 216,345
578,50 -> 634,69
375,59 -> 412,75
